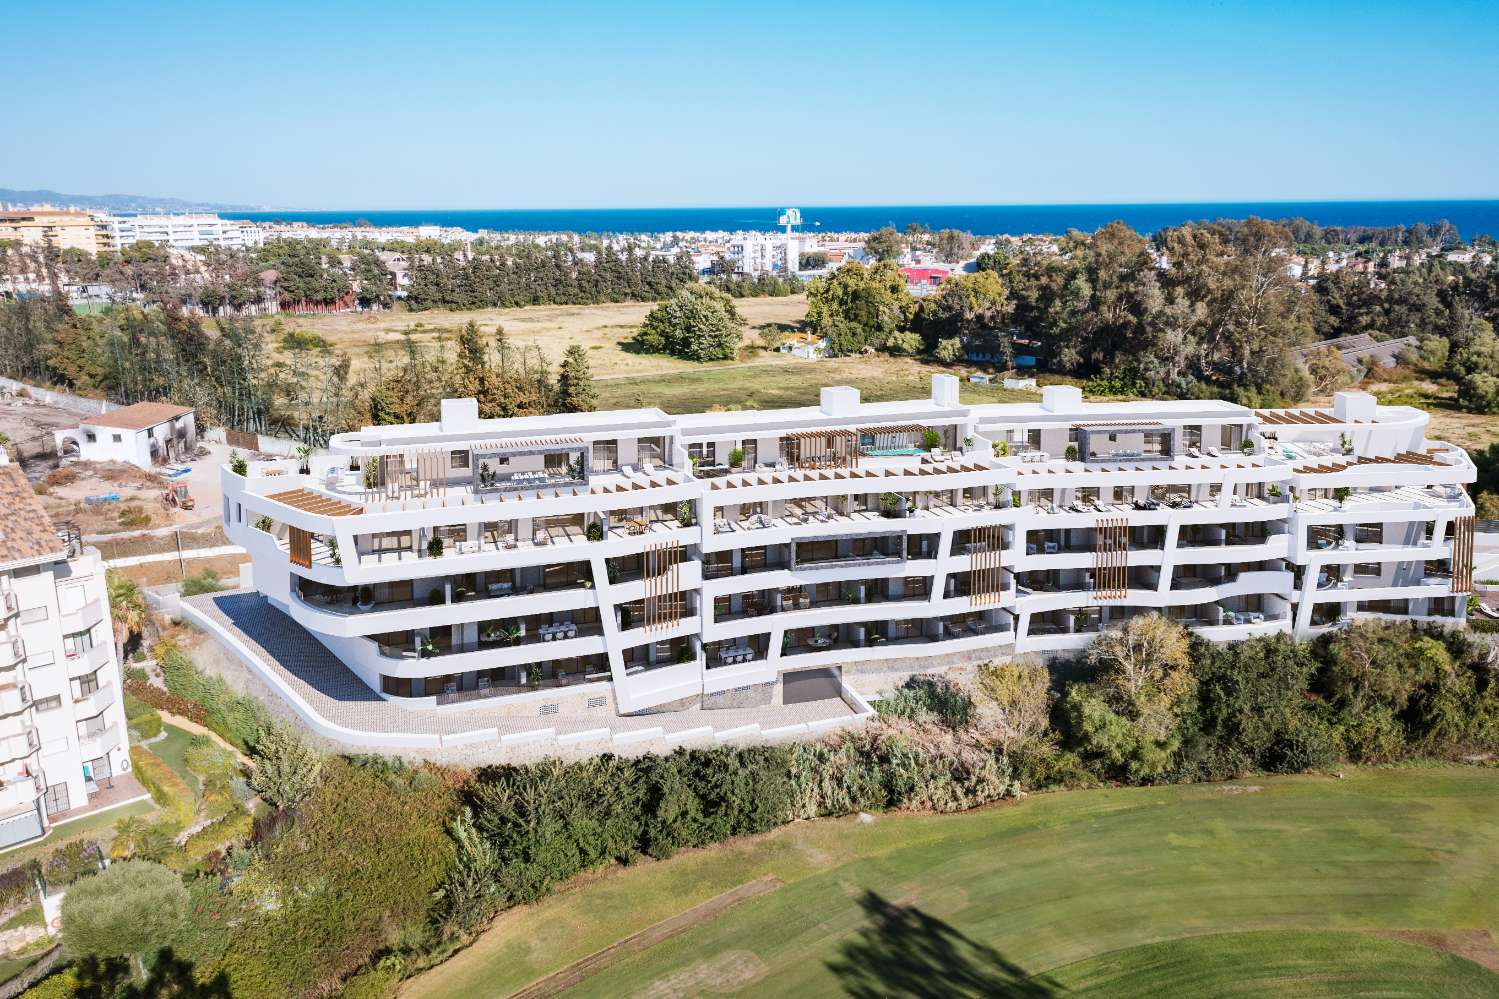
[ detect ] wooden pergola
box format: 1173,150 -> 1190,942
786,429 -> 859,469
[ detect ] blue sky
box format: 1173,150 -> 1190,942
3,0 -> 1496,208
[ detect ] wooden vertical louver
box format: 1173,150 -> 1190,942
361,448 -> 451,505
1092,517 -> 1128,599
1452,514 -> 1475,594
288,526 -> 313,568
968,524 -> 1004,606
644,540 -> 683,630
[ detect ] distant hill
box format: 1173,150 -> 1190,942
0,187 -> 257,213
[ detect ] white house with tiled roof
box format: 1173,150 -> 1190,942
55,401 -> 197,469
219,379 -> 1476,724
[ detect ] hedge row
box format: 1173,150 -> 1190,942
155,643 -> 271,751
129,746 -> 194,828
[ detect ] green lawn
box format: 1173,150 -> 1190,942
404,767 -> 1499,999
0,799 -> 155,869
149,724 -> 201,799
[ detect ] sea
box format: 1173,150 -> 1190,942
218,201 -> 1499,239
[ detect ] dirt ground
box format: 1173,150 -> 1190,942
264,295 -> 809,379
2,394 -> 228,534
109,553 -> 249,589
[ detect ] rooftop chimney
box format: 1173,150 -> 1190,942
1332,390 -> 1376,423
1041,385 -> 1082,413
820,386 -> 860,416
931,373 -> 959,407
440,398 -> 480,433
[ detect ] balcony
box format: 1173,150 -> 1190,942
0,727 -> 38,764
75,722 -> 121,758
1,592 -> 16,620
0,682 -> 31,716
1,637 -> 22,668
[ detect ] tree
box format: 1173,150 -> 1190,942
247,723 -> 324,809
107,570 -> 147,659
635,284 -> 744,361
934,229 -> 977,262
863,226 -> 905,263
62,860 -> 188,980
555,343 -> 598,413
804,261 -> 916,354
973,661 -> 1053,748
1304,345 -> 1353,394
1087,613 -> 1194,704
918,270 -> 1009,352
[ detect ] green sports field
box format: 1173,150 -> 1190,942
403,767 -> 1499,998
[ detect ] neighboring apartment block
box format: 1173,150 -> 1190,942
221,378 -> 1476,719
107,214 -> 262,251
0,208 -> 113,254
0,458 -> 130,849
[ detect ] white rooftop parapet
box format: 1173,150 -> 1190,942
440,398 -> 480,433
931,373 -> 959,407
1041,385 -> 1083,413
820,386 -> 860,416
1332,390 -> 1377,423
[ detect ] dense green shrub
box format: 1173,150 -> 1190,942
876,675 -> 973,728
123,693 -> 162,740
42,840 -> 103,890
61,860 -> 188,978
246,723 -> 324,809
154,642 -> 271,750
204,758 -> 458,998
129,746 -> 194,828
178,569 -> 223,597
0,860 -> 40,915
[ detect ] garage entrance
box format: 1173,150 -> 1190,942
782,666 -> 842,704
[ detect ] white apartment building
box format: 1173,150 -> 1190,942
220,379 -> 1476,721
725,233 -> 797,276
0,458 -> 130,849
108,214 -> 263,251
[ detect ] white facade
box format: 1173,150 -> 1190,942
221,381 -> 1476,721
725,234 -> 796,276
108,214 -> 263,251
0,459 -> 131,849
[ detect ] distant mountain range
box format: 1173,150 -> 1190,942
0,187 -> 257,213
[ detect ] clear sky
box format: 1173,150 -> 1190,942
4,0 -> 1496,209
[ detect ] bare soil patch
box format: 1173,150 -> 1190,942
1218,784 -> 1264,795
504,876 -> 783,999
1367,929 -> 1499,973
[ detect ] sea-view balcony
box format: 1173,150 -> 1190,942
780,610 -> 1010,657
383,652 -> 613,702
712,577 -> 935,624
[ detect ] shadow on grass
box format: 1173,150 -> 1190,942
65,948 -> 231,998
827,891 -> 1059,998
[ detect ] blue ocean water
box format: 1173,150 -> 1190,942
220,201 -> 1499,239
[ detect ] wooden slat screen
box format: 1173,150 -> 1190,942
644,540 -> 683,630
225,429 -> 259,452
1092,517 -> 1128,599
288,526 -> 313,568
1452,514 -> 1475,593
361,447 -> 451,505
968,524 -> 1005,606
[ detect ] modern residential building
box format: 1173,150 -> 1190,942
725,234 -> 796,276
0,457 -> 131,849
221,378 -> 1475,722
55,402 -> 198,469
0,208 -> 113,254
107,214 -> 263,251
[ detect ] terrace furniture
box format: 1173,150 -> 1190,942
1043,541 -> 1059,555
487,581 -> 513,597
477,676 -> 491,692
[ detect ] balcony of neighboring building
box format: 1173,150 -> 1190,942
296,562 -> 596,617
381,652 -> 613,704
1295,483 -> 1470,516
711,485 -> 1004,538
780,609 -> 1011,658
1023,524 -> 1166,558
370,607 -> 606,664
712,576 -> 935,625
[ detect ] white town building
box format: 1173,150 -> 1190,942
55,402 -> 197,470
107,214 -> 263,251
220,380 -> 1476,721
0,458 -> 131,848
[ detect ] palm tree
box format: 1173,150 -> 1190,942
106,571 -> 146,661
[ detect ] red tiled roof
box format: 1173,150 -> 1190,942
83,401 -> 194,432
0,464 -> 63,565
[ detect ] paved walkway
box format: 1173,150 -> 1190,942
183,591 -> 858,755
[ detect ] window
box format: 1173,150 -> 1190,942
74,670 -> 101,700
449,450 -> 469,469
591,440 -> 618,473
63,631 -> 93,658
33,695 -> 62,713
1354,563 -> 1382,577
741,440 -> 757,468
111,434 -> 122,443
687,442 -> 713,465
85,432 -> 96,443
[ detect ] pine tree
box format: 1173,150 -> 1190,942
555,343 -> 598,413
452,320 -> 490,399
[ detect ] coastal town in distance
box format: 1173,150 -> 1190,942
2,1 -> 1499,997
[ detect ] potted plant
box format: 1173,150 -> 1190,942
477,464 -> 497,488
356,585 -> 373,610
418,636 -> 437,658
963,436 -> 974,449
1340,432 -> 1353,455
674,644 -> 692,664
1268,483 -> 1281,499
427,589 -> 445,606
325,536 -> 341,566
229,450 -> 247,477
879,492 -> 904,519
728,447 -> 744,469
922,429 -> 942,452
363,457 -> 380,489
295,445 -> 312,474
1333,486 -> 1351,505
676,500 -> 694,526
426,536 -> 445,559
1011,491 -> 1022,508
1240,440 -> 1255,456
586,521 -> 604,542
620,606 -> 633,630
993,440 -> 1010,457
1064,444 -> 1079,462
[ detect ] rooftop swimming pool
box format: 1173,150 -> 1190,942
864,447 -> 926,456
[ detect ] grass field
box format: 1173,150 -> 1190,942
401,766 -> 1499,999
277,296 -> 810,379
149,723 -> 201,798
